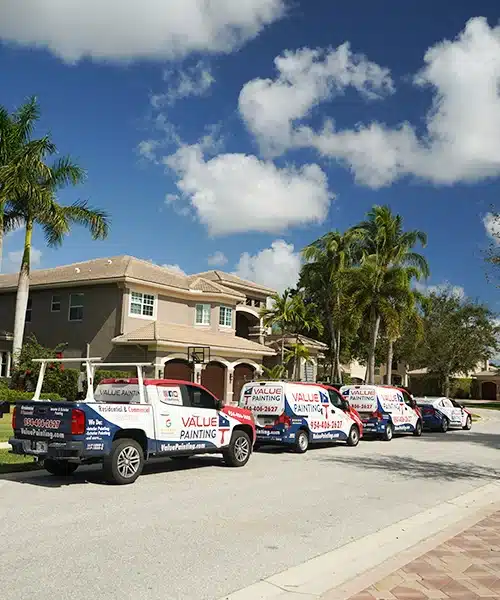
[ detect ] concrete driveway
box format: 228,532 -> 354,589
0,409 -> 498,600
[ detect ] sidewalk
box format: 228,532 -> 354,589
324,509 -> 500,600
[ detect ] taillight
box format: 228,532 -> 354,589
71,409 -> 86,435
423,408 -> 435,415
276,413 -> 292,429
11,406 -> 17,430
371,410 -> 384,421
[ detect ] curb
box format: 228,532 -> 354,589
217,482 -> 500,600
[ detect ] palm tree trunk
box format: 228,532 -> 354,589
326,311 -> 337,384
12,221 -> 32,363
0,203 -> 4,272
334,328 -> 342,383
386,339 -> 394,385
443,373 -> 451,397
367,310 -> 381,385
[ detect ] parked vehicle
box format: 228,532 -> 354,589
9,358 -> 256,484
415,396 -> 472,432
340,384 -> 422,441
238,381 -> 363,453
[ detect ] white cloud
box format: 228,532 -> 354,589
151,61 -> 214,107
0,0 -> 285,63
137,140 -> 159,162
484,212 -> 500,245
165,144 -> 332,235
415,280 -> 465,300
3,247 -> 42,274
162,263 -> 186,276
234,239 -> 301,293
302,17 -> 500,187
207,251 -> 228,267
239,43 -> 394,156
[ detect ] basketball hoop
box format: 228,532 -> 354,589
187,346 -> 210,366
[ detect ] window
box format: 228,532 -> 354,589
129,291 -> 155,318
51,294 -> 61,312
25,297 -> 32,323
183,385 -> 217,410
219,306 -> 233,327
328,389 -> 344,409
69,293 -> 84,322
195,303 -> 211,325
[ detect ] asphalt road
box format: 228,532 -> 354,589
1,409 -> 499,600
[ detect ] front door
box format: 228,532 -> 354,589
325,388 -> 352,439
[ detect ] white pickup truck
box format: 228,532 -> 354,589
9,358 -> 256,484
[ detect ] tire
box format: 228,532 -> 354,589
441,417 -> 449,433
413,419 -> 423,437
463,415 -> 472,431
294,429 -> 310,453
346,425 -> 360,447
382,422 -> 393,442
103,439 -> 144,485
223,430 -> 252,467
44,459 -> 79,477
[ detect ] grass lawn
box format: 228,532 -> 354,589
464,402 -> 500,411
0,412 -> 12,442
0,449 -> 40,474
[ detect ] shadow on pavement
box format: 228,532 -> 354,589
420,429 -> 500,450
0,455 -> 226,488
322,452 -> 500,482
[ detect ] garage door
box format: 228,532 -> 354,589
233,363 -> 255,404
482,381 -> 497,401
201,362 -> 226,400
164,360 -> 193,382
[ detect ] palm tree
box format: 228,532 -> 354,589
301,229 -> 363,382
260,289 -> 298,365
0,96 -> 45,269
355,206 -> 429,384
5,151 -> 110,361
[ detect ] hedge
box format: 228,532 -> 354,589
0,388 -> 64,403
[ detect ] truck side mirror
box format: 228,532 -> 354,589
341,399 -> 350,411
215,398 -> 224,410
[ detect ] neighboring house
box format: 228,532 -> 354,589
0,256 -> 276,404
264,334 -> 328,382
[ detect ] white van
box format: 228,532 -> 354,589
340,384 -> 422,441
239,381 -> 363,453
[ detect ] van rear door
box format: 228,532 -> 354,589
341,386 -> 378,420
239,383 -> 284,428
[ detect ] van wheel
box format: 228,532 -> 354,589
223,430 -> 251,467
441,417 -> 449,433
295,430 -> 309,453
382,422 -> 393,441
103,439 -> 144,485
346,425 -> 360,447
463,415 -> 472,431
413,419 -> 423,437
44,459 -> 79,477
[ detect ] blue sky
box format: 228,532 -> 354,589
0,0 -> 499,309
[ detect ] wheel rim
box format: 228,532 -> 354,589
234,436 -> 250,463
351,428 -> 358,443
467,417 -> 471,428
298,432 -> 308,450
443,420 -> 448,431
386,425 -> 393,439
117,446 -> 141,479
417,422 -> 422,434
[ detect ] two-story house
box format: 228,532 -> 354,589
0,256 -> 276,404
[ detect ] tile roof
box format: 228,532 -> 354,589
113,321 -> 275,355
192,270 -> 276,295
265,333 -> 328,351
0,256 -> 244,299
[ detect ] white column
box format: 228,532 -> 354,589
0,352 -> 3,377
7,352 -> 12,378
226,367 -> 234,405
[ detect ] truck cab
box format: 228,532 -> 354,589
9,358 -> 256,484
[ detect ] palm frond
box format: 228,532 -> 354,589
61,200 -> 110,240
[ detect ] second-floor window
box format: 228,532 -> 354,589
25,298 -> 32,323
69,293 -> 84,322
130,291 -> 155,318
195,304 -> 211,325
51,294 -> 61,312
219,306 -> 233,328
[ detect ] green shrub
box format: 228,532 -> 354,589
0,387 -> 64,403
42,368 -> 79,401
450,378 -> 472,399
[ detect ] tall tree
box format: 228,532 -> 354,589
416,292 -> 499,396
300,229 -> 363,382
260,289 -> 298,365
485,210 -> 499,287
356,205 -> 429,384
3,141 -> 109,361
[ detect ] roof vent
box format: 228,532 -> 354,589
75,267 -> 80,273
107,259 -> 112,264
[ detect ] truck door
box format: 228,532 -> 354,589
181,384 -> 230,450
154,384 -> 184,453
325,388 -> 353,439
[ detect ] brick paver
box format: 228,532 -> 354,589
348,511 -> 500,599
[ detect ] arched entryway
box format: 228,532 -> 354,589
164,359 -> 193,382
201,362 -> 226,400
481,381 -> 497,401
233,363 -> 256,403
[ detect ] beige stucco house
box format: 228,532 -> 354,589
0,256 -> 276,404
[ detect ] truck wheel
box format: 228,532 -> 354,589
346,425 -> 360,447
441,417 -> 449,433
413,419 -> 423,437
463,415 -> 472,431
44,459 -> 79,477
103,439 -> 144,485
382,422 -> 393,441
295,429 -> 310,453
223,430 -> 252,467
